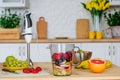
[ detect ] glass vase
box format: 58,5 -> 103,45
93,14 -> 101,32
92,14 -> 103,39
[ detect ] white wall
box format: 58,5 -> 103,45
0,0 -> 110,39
28,0 -> 93,39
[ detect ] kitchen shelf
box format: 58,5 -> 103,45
0,39 -> 120,43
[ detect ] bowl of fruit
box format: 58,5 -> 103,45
3,56 -> 29,70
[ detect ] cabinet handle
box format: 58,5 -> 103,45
113,46 -> 115,55
22,46 -> 25,56
19,46 -> 21,56
109,46 -> 111,56
22,0 -> 24,3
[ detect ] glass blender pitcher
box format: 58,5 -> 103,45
49,43 -> 75,76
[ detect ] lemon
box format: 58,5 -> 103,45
105,60 -> 112,69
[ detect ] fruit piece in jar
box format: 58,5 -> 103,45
52,53 -> 61,60
52,51 -> 73,76
53,63 -> 71,76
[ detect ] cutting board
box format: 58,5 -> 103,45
37,17 -> 47,39
0,69 -> 49,77
76,19 -> 89,39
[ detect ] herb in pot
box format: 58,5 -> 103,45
0,9 -> 21,28
104,10 -> 120,27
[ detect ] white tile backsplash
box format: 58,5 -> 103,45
0,0 -> 108,39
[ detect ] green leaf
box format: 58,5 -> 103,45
0,9 -> 21,28
81,2 -> 86,9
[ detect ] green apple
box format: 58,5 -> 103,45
6,56 -> 15,62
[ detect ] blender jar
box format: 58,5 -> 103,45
50,43 -> 74,76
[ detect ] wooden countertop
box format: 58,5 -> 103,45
0,62 -> 120,80
0,39 -> 120,43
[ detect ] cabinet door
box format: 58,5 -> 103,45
80,43 -> 110,59
111,43 -> 120,66
0,44 -> 19,62
37,43 -> 51,62
16,43 -> 27,61
30,43 -> 51,62
110,0 -> 120,6
0,0 -> 28,8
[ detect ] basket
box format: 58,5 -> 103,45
0,28 -> 20,40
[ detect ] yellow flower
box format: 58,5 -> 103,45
99,1 -> 105,9
98,0 -> 103,4
86,1 -> 92,11
98,5 -> 102,11
92,0 -> 97,1
91,2 -> 95,8
102,2 -> 110,10
105,3 -> 110,9
101,0 -> 106,7
94,3 -> 99,10
81,0 -> 110,15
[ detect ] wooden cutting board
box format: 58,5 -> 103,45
0,69 -> 49,77
37,17 -> 47,39
76,19 -> 89,39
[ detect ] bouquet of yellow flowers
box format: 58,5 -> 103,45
81,0 -> 110,17
81,0 -> 110,32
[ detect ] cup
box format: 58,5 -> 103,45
49,43 -> 74,76
89,31 -> 95,39
96,31 -> 103,39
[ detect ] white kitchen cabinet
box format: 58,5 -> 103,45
80,43 -> 110,59
110,0 -> 120,6
110,43 -> 120,66
17,43 -> 27,61
0,42 -> 120,66
37,43 -> 51,62
0,43 -> 27,62
0,0 -> 29,8
0,43 -> 51,62
79,43 -> 120,66
30,43 -> 51,62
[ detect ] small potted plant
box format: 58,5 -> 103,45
104,10 -> 120,38
0,9 -> 21,39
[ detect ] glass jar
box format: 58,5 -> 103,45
49,43 -> 74,76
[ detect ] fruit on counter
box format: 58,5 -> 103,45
77,49 -> 84,53
75,60 -> 89,69
105,60 -> 112,69
6,56 -> 15,62
3,56 -> 29,70
89,58 -> 106,73
52,51 -> 73,76
22,66 -> 42,74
